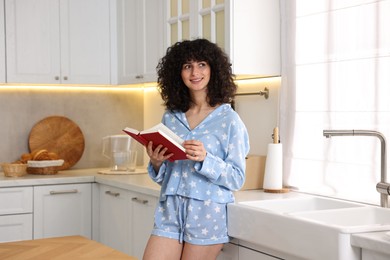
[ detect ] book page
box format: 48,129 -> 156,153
123,127 -> 140,135
142,123 -> 184,145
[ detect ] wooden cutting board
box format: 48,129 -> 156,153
0,236 -> 137,259
28,116 -> 85,170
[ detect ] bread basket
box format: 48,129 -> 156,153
27,160 -> 64,175
1,163 -> 28,177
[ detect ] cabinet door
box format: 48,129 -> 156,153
165,0 -> 192,44
0,187 -> 33,215
217,242 -> 239,260
112,0 -> 164,84
129,192 -> 157,259
33,183 -> 92,239
239,246 -> 280,260
226,0 -> 280,77
0,0 -> 5,83
99,184 -> 131,255
60,0 -> 111,84
5,0 -> 111,84
195,0 -> 225,49
138,0 -> 164,83
5,0 -> 61,83
0,214 -> 33,242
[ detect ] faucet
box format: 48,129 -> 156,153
323,130 -> 390,208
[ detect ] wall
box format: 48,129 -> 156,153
0,86 -> 144,169
142,78 -> 281,164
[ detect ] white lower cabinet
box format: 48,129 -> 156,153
98,184 -> 157,259
33,183 -> 92,239
0,187 -> 33,242
217,242 -> 280,260
129,192 -> 157,259
217,242 -> 239,260
99,185 -> 131,254
362,249 -> 390,260
239,246 -> 280,260
0,214 -> 33,242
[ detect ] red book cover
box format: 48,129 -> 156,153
123,123 -> 187,162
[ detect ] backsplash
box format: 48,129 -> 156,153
0,86 -> 144,169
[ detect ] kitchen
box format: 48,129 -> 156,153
1,0 -> 390,260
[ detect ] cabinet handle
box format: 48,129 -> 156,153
63,76 -> 68,80
135,75 -> 144,79
131,197 -> 148,204
105,190 -> 120,197
55,76 -> 60,80
49,189 -> 78,195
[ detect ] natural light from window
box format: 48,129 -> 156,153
280,0 -> 390,205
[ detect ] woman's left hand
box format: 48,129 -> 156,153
183,140 -> 207,162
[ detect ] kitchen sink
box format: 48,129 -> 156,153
291,206 -> 390,233
239,196 -> 363,213
228,194 -> 390,260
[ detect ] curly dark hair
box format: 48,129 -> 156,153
156,38 -> 237,112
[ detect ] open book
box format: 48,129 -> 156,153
123,123 -> 187,162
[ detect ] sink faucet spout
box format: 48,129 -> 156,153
323,130 -> 390,207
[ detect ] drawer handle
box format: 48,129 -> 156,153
49,189 -> 78,195
105,190 -> 120,197
132,197 -> 148,204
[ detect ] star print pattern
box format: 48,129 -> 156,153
152,196 -> 229,245
148,104 -> 250,204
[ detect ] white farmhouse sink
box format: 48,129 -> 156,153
239,196 -> 362,213
228,195 -> 390,260
291,206 -> 390,233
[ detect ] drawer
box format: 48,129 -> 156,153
0,187 -> 33,215
0,214 -> 33,242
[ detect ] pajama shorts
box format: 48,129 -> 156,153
151,195 -> 230,245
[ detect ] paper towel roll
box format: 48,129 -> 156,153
263,143 -> 283,191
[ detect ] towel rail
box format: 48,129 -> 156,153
235,87 -> 269,99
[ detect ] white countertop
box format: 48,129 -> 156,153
0,167 -> 161,197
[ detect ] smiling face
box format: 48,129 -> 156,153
181,60 -> 211,92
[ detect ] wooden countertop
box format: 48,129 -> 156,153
0,236 -> 137,260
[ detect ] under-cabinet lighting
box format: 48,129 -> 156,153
0,84 -> 145,92
235,76 -> 281,85
0,77 -> 280,91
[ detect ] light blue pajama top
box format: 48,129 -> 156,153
147,104 -> 250,204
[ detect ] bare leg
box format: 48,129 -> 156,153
143,235 -> 183,260
181,243 -> 223,260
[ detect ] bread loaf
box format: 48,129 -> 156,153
18,149 -> 60,162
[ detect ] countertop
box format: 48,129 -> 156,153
0,235 -> 137,259
0,167 -> 160,197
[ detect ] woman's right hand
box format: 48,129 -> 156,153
146,141 -> 173,171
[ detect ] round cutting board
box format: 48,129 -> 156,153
28,116 -> 85,170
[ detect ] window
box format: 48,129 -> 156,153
280,0 -> 390,205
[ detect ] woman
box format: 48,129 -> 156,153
143,38 -> 249,260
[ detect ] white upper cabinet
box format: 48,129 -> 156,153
5,0 -> 111,84
164,0 -> 281,78
0,0 -> 5,83
111,0 -> 165,84
226,0 -> 280,78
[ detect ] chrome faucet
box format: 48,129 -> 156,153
323,130 -> 390,208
